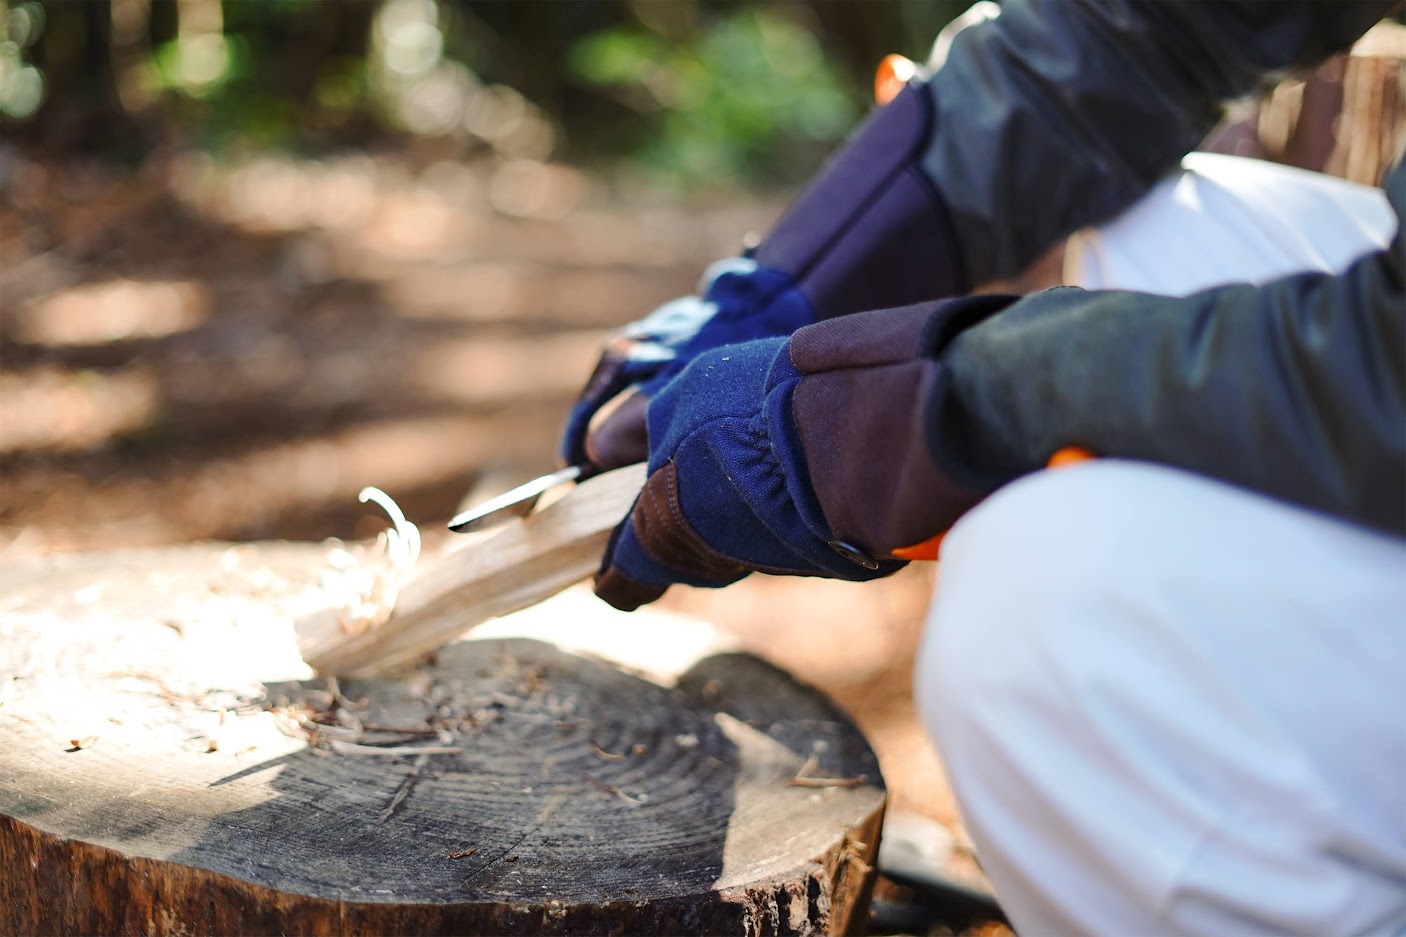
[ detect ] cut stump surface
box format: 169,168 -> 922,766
0,544 -> 885,935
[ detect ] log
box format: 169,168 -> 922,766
0,543 -> 885,935
297,463 -> 648,677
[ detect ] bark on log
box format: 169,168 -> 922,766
0,544 -> 885,935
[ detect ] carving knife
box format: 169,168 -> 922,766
447,464 -> 586,533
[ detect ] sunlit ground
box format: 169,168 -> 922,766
0,147 -> 974,885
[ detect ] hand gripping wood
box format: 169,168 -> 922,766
298,464 -> 647,677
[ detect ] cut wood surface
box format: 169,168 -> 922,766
297,463 -> 647,677
0,543 -> 885,935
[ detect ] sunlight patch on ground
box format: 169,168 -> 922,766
0,366 -> 159,453
414,330 -> 609,405
14,278 -> 210,346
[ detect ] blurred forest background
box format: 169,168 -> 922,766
2,0 -> 1402,877
2,0 -> 971,183
1,0 -> 975,554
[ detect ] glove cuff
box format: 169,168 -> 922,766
753,81 -> 966,320
788,295 -> 1016,559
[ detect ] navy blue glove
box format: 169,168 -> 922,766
594,295 -> 1015,611
562,81 -> 965,472
560,259 -> 815,469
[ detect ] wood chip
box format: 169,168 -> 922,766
589,740 -> 625,762
582,773 -> 642,805
789,752 -> 867,789
329,740 -> 462,757
787,775 -> 867,789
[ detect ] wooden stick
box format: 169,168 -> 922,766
297,464 -> 646,677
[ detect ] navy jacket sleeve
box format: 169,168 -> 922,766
918,0 -> 1406,537
921,0 -> 1397,283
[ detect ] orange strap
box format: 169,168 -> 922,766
874,54 -> 917,105
890,536 -> 945,562
1047,446 -> 1095,469
892,447 -> 1095,561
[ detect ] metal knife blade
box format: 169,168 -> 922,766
447,464 -> 584,533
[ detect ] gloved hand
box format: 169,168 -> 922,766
560,258 -> 815,470
594,293 -> 1017,611
563,80 -> 966,472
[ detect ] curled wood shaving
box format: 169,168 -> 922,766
272,710 -> 313,742
311,487 -> 423,638
360,486 -> 421,569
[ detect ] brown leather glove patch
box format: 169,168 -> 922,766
630,463 -> 748,582
593,564 -> 666,613
593,462 -> 748,612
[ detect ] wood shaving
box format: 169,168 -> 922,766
305,487 -> 422,639
589,740 -> 625,762
787,775 -> 867,789
582,773 -> 642,805
329,740 -> 462,757
378,754 -> 429,823
789,752 -> 867,789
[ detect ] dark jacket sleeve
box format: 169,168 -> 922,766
934,164 -> 1406,537
922,0 -> 1398,284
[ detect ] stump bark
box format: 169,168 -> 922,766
0,544 -> 885,935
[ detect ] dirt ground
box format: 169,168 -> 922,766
0,148 -> 975,892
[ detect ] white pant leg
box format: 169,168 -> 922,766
916,462 -> 1406,936
1066,152 -> 1397,296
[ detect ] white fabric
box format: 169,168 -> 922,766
915,158 -> 1405,934
917,463 -> 1406,936
1066,152 -> 1397,296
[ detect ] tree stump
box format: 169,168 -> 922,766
0,544 -> 885,935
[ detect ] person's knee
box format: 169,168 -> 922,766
913,462 -> 1406,934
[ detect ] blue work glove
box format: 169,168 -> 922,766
562,81 -> 965,472
594,294 -> 1016,611
559,258 -> 815,470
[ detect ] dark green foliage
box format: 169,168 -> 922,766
3,0 -> 963,187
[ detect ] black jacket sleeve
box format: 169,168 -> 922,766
911,0 -> 1406,537
922,0 -> 1398,283
934,165 -> 1405,537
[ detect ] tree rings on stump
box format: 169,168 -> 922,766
0,543 -> 885,935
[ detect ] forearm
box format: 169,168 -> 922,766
935,221 -> 1406,536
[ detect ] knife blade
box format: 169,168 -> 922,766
447,464 -> 585,533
